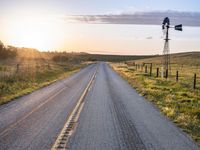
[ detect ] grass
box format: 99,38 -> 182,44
0,62 -> 86,105
111,61 -> 200,145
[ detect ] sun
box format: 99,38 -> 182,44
5,15 -> 68,51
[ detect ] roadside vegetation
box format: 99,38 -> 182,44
0,42 -> 87,105
0,61 -> 85,105
111,52 -> 200,145
0,41 -> 17,59
0,41 -> 155,105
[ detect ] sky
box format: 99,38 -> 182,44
0,0 -> 200,55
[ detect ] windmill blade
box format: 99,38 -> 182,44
175,24 -> 183,31
162,17 -> 170,25
162,17 -> 170,30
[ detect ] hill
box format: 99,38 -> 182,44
132,51 -> 200,66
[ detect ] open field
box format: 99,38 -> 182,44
0,59 -> 86,105
110,52 -> 200,145
0,44 -> 156,105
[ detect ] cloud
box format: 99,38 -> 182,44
64,11 -> 200,26
146,36 -> 153,39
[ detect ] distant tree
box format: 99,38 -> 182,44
0,40 -> 4,51
0,41 -> 17,59
52,55 -> 69,62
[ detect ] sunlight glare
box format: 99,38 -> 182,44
6,15 -> 68,51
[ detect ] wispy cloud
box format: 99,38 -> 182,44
64,11 -> 200,26
146,36 -> 153,40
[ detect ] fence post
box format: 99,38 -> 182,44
165,69 -> 168,79
176,70 -> 179,82
16,64 -> 19,73
150,63 -> 152,76
194,73 -> 196,89
156,68 -> 159,77
145,66 -> 147,73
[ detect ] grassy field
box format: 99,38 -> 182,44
0,43 -> 157,105
0,60 -> 86,105
110,52 -> 200,145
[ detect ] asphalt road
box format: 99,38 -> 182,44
67,63 -> 199,150
0,64 -> 97,150
0,62 -> 199,150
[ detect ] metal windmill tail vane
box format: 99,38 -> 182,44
162,17 -> 183,78
175,24 -> 183,31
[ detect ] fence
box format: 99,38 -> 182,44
0,62 -> 66,82
130,63 -> 200,90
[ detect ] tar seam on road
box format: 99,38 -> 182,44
0,86 -> 69,137
51,64 -> 98,150
105,65 -> 146,150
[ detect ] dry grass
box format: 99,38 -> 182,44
0,59 -> 86,105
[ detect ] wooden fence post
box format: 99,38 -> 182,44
145,66 -> 147,73
150,63 -> 152,76
194,73 -> 196,89
16,64 -> 19,73
165,69 -> 168,79
176,70 -> 179,82
156,68 -> 159,77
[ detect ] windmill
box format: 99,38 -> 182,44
162,17 -> 182,77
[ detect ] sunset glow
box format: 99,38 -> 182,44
2,14 -> 70,51
0,0 -> 200,54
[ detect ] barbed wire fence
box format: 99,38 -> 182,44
0,62 -> 67,82
126,62 -> 200,90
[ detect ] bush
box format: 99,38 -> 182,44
0,41 -> 17,59
52,55 -> 69,62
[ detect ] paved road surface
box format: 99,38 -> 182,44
0,64 -> 97,150
67,63 -> 199,150
0,62 -> 199,150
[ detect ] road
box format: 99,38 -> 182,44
0,62 -> 199,150
0,64 -> 97,150
67,63 -> 199,150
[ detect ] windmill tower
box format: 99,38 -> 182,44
162,17 -> 182,77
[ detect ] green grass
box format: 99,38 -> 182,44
132,52 -> 200,66
111,63 -> 200,145
0,63 -> 86,105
